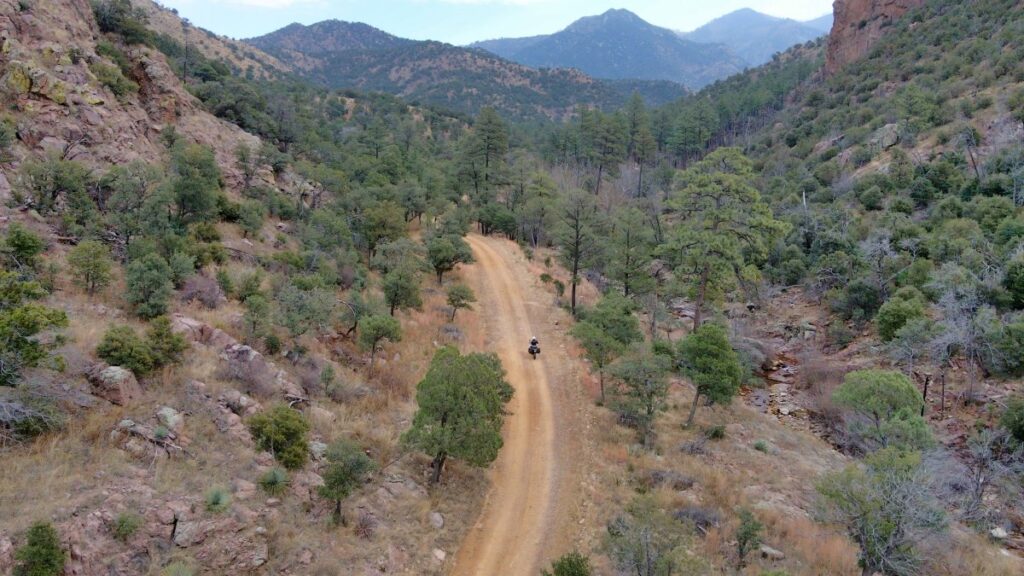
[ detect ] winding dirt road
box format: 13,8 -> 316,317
451,234 -> 585,576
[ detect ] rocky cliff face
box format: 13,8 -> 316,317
825,0 -> 925,74
0,0 -> 258,189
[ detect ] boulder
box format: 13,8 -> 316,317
429,512 -> 445,529
760,544 -> 786,561
156,406 -> 184,433
86,364 -> 142,405
309,440 -> 328,461
990,526 -> 1009,540
871,123 -> 901,150
432,549 -> 447,563
170,314 -> 237,348
0,536 -> 13,574
173,519 -> 211,547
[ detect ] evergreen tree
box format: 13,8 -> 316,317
402,347 -> 512,483
67,241 -> 114,295
664,148 -> 787,329
677,323 -> 743,428
319,439 -> 376,525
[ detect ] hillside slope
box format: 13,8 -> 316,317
246,20 -> 688,119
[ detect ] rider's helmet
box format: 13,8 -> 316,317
530,336 -> 538,344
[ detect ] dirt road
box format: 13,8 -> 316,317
450,234 -> 585,576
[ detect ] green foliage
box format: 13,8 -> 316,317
402,346 -> 512,483
319,439 -> 376,523
113,512 -> 141,541
1001,396 -> 1024,444
833,370 -> 931,451
427,235 -> 473,283
248,406 -> 310,470
91,0 -> 153,45
67,241 -> 114,295
753,440 -> 769,453
1005,259 -> 1024,310
665,148 -> 787,327
96,325 -> 154,375
357,314 -> 401,375
125,253 -> 173,319
606,495 -> 706,576
382,267 -> 422,316
445,283 -> 475,321
204,486 -> 231,513
160,562 -> 194,576
13,522 -> 64,576
0,272 -> 68,387
17,156 -> 94,229
258,467 -> 290,495
1,224 -> 46,271
170,144 -> 221,226
541,551 -> 592,576
238,201 -> 266,238
610,348 -> 671,446
273,282 -> 335,338
817,448 -> 945,576
89,61 -> 138,100
677,324 -> 743,427
145,316 -> 189,367
735,509 -> 763,568
875,289 -> 926,342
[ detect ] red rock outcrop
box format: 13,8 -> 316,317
825,0 -> 925,74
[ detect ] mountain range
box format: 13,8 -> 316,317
245,8 -> 833,118
246,19 -> 687,120
469,9 -> 745,88
472,8 -> 833,83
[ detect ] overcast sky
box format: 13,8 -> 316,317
156,0 -> 833,44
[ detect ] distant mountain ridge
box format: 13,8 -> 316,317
471,9 -> 746,89
682,8 -> 829,66
245,20 -> 688,120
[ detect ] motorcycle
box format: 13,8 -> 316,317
528,343 -> 540,360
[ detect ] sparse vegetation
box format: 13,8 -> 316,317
248,406 -> 310,470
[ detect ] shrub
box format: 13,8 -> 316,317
703,425 -> 726,440
14,521 -> 64,576
876,293 -> 926,342
204,486 -> 231,513
264,334 -> 281,355
145,316 -> 188,367
96,325 -> 154,375
258,467 -> 289,495
735,509 -> 764,568
125,253 -> 173,319
248,406 -> 310,470
1002,396 -> 1024,443
89,61 -> 138,99
833,369 -> 932,451
542,551 -> 592,576
320,439 -> 376,524
67,240 -> 114,295
112,512 -> 141,541
753,440 -> 769,453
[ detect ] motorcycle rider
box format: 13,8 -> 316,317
528,336 -> 540,358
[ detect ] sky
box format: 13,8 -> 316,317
155,0 -> 834,45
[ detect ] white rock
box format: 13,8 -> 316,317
432,549 -> 447,562
991,527 -> 1009,539
429,512 -> 444,529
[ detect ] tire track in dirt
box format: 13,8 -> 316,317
450,234 -> 583,576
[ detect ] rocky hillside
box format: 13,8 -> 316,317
245,19 -> 687,120
471,9 -> 746,88
0,0 -> 258,186
825,0 -> 926,73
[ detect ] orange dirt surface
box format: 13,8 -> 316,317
450,234 -> 590,576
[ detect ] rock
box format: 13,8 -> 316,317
870,123 -> 901,150
429,512 -> 445,529
760,544 -> 786,561
156,406 -> 184,433
86,364 -> 142,406
171,314 -> 237,349
0,536 -> 13,574
826,0 -> 925,74
173,520 -> 209,547
432,548 -> 447,562
990,527 -> 1009,539
309,440 -> 328,461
